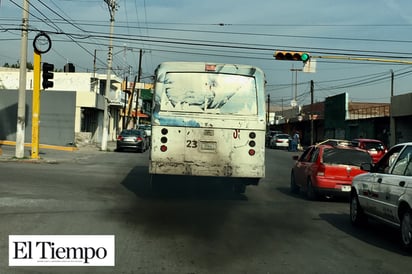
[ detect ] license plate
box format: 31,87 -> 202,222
341,185 -> 351,192
200,141 -> 217,151
124,137 -> 135,142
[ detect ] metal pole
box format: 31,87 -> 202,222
310,80 -> 314,145
31,51 -> 41,159
16,0 -> 30,158
101,0 -> 117,151
267,94 -> 270,131
134,49 -> 143,127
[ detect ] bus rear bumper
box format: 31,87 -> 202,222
149,161 -> 264,182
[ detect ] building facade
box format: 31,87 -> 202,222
270,92 -> 411,148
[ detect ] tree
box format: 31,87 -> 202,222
2,62 -> 34,70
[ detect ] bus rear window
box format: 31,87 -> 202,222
160,72 -> 258,115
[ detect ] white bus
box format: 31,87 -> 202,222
149,62 -> 266,193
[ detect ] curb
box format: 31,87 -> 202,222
0,140 -> 78,152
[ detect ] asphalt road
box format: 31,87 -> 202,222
0,145 -> 411,273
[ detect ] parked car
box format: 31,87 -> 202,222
350,142 -> 412,250
269,133 -> 291,149
317,139 -> 351,147
290,144 -> 372,200
351,138 -> 387,163
265,130 -> 283,147
116,129 -> 149,152
138,124 -> 152,146
138,124 -> 152,137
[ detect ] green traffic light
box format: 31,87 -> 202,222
301,53 -> 310,62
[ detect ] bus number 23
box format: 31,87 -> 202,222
186,140 -> 198,148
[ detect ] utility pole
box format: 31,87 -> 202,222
310,80 -> 314,145
101,0 -> 117,151
134,49 -> 143,127
15,0 -> 30,158
267,94 -> 270,131
290,67 -> 302,108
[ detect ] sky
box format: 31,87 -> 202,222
1,0 -> 412,107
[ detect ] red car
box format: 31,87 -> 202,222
290,144 -> 372,200
350,138 -> 387,163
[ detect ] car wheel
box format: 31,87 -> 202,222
350,193 -> 367,226
400,208 -> 412,250
290,171 -> 300,194
306,179 -> 317,200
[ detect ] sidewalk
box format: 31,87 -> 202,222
0,141 -> 117,163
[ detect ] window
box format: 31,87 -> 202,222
322,148 -> 371,166
161,72 -> 257,115
375,145 -> 404,173
310,148 -> 320,162
363,141 -> 385,151
392,146 -> 412,176
299,147 -> 314,162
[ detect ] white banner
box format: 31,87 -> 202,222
9,235 -> 115,266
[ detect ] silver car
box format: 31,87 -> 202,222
350,142 -> 412,250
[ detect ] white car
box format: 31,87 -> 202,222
269,133 -> 290,149
350,142 -> 412,250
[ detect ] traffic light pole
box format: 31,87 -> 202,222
312,55 -> 412,65
31,50 -> 41,159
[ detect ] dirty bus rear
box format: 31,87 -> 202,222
149,62 -> 266,193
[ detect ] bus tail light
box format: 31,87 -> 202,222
160,145 -> 168,152
205,64 -> 216,71
248,149 -> 255,156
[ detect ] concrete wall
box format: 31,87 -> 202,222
0,90 -> 76,146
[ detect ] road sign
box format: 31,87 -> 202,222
303,59 -> 317,73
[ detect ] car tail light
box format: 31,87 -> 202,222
117,136 -> 123,141
136,136 -> 143,141
317,164 -> 325,176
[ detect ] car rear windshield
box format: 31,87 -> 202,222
276,134 -> 290,139
121,130 -> 142,136
363,142 -> 385,150
322,148 -> 371,166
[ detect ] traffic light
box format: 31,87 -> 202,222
274,51 -> 310,63
42,62 -> 54,89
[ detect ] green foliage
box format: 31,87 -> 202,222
2,62 -> 34,69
